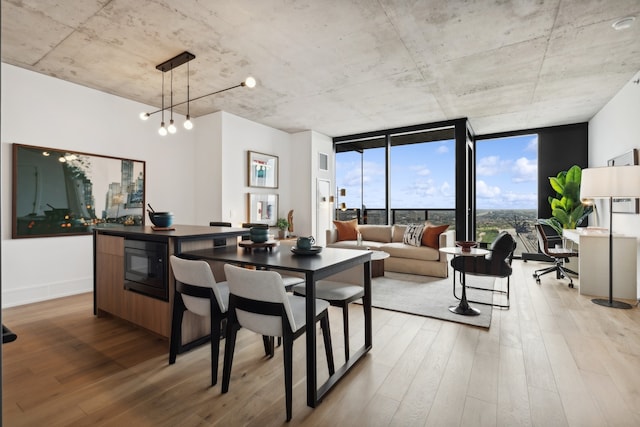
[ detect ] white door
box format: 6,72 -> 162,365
316,179 -> 331,246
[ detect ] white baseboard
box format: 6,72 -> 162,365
2,277 -> 92,308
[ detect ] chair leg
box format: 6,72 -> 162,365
262,336 -> 275,358
221,321 -> 239,394
320,312 -> 335,375
210,315 -> 222,386
169,295 -> 184,365
341,303 -> 350,362
282,332 -> 293,422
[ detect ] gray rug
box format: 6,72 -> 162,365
369,271 -> 499,328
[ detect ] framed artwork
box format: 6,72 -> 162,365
607,148 -> 639,213
12,144 -> 145,238
248,151 -> 278,188
247,193 -> 278,226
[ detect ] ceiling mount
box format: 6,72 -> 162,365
155,51 -> 195,72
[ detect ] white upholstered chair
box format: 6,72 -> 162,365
169,255 -> 229,386
222,264 -> 335,421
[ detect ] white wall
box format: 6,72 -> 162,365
1,63 -> 197,307
0,64 -> 334,307
588,70 -> 640,298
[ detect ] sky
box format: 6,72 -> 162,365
336,134 -> 538,210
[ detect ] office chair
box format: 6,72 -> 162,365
532,223 -> 578,288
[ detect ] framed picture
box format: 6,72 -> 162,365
247,193 -> 278,226
12,144 -> 145,238
248,151 -> 278,188
608,148 -> 639,213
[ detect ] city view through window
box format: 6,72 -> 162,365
335,134 -> 539,256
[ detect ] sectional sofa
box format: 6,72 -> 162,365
326,223 -> 454,277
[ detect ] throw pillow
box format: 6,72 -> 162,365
422,224 -> 449,248
402,224 -> 425,247
333,219 -> 358,241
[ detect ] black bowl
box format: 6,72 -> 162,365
149,212 -> 174,227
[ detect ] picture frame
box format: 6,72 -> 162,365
248,151 -> 278,188
247,193 -> 278,226
607,148 -> 639,213
12,144 -> 145,238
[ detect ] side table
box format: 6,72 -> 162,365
439,246 -> 489,316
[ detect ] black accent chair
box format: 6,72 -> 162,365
532,223 -> 578,288
450,231 -> 516,309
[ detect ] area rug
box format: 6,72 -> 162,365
368,271 -> 499,328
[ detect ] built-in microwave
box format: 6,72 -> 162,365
123,238 -> 168,301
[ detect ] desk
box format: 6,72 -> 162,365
439,247 -> 490,316
180,245 -> 372,408
563,228 -> 637,299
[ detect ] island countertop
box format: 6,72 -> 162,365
93,224 -> 249,239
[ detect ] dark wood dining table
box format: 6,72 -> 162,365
180,244 -> 372,408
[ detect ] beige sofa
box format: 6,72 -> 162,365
326,224 -> 454,277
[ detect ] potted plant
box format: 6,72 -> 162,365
539,164 -> 592,234
276,218 -> 289,239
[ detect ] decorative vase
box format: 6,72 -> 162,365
278,229 -> 286,239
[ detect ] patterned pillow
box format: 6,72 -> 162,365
402,224 -> 425,247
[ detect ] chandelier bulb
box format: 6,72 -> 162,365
159,122 -> 167,136
168,119 -> 177,134
140,112 -> 150,121
184,116 -> 193,130
243,76 -> 257,88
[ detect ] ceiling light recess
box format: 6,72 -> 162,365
612,16 -> 635,30
139,51 -> 257,136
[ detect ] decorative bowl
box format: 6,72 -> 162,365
455,240 -> 477,252
149,212 -> 174,227
249,227 -> 269,243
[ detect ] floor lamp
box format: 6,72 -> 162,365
580,165 -> 640,309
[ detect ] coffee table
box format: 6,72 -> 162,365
370,250 -> 390,277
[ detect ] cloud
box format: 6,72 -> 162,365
512,157 -> 537,183
437,144 -> 449,154
476,180 -> 501,198
525,137 -> 538,152
477,156 -> 508,176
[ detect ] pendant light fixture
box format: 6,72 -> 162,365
167,68 -> 177,134
139,51 -> 257,136
184,61 -> 193,130
158,72 -> 167,136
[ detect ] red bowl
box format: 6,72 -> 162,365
455,241 -> 478,252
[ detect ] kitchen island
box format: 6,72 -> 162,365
93,224 -> 249,350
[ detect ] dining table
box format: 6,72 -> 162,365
179,244 -> 372,408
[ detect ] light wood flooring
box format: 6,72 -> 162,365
3,260 -> 640,426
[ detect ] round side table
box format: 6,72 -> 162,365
439,246 -> 489,316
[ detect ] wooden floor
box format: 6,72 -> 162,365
3,260 -> 640,426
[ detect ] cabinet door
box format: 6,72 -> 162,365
96,235 -> 125,317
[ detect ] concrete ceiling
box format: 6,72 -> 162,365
2,0 -> 640,137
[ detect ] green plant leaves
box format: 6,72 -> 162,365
545,165 -> 592,230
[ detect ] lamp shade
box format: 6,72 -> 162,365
580,165 -> 640,199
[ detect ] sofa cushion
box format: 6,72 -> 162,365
358,225 -> 392,243
380,242 -> 440,261
329,240 -> 385,250
403,224 -> 425,247
392,225 -> 407,242
333,219 -> 358,241
422,224 -> 450,248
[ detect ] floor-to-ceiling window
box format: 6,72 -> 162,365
474,133 -> 538,256
334,122 -> 462,228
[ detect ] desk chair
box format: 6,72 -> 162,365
533,223 -> 578,288
169,256 -> 229,386
450,231 -> 516,309
222,264 -> 335,421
